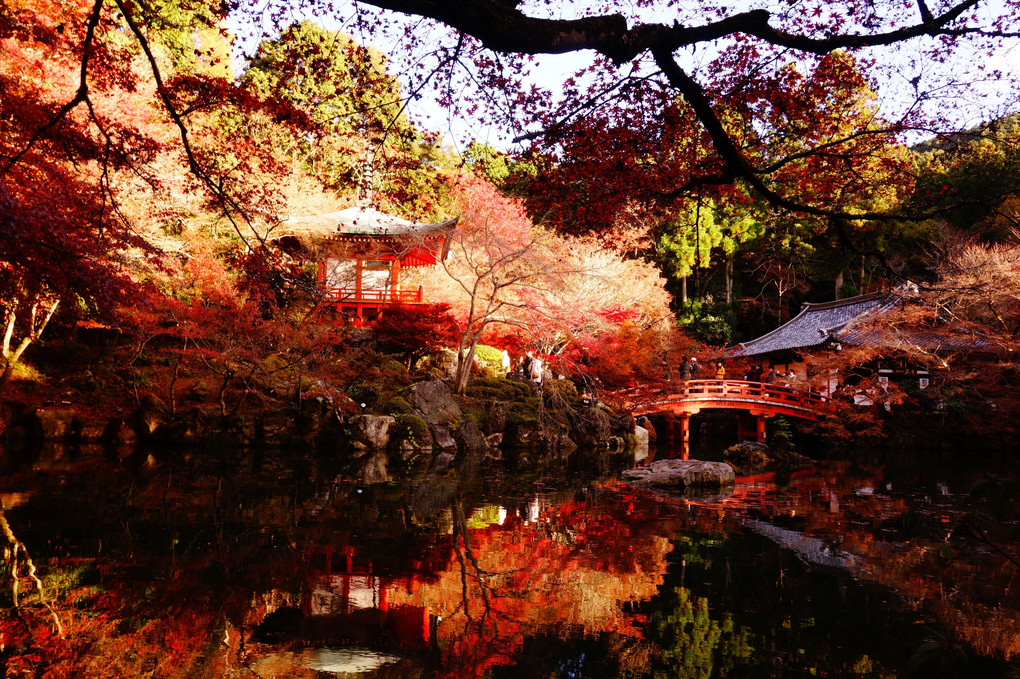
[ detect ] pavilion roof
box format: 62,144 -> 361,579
727,292 -> 902,358
278,207 -> 457,240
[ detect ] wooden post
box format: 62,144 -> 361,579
756,415 -> 767,443
736,413 -> 745,442
679,414 -> 690,460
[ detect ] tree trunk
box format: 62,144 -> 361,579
725,257 -> 734,304
455,335 -> 482,394
835,269 -> 844,300
680,275 -> 688,307
0,298 -> 59,396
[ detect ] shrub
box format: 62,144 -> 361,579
474,344 -> 506,377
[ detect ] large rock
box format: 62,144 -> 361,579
33,407 -> 80,440
635,416 -> 657,443
129,394 -> 166,441
571,407 -> 612,447
633,425 -> 650,463
409,380 -> 462,425
502,419 -> 548,449
348,415 -> 397,452
622,459 -> 735,489
431,424 -> 457,450
454,419 -> 489,452
723,441 -> 816,474
483,401 -> 509,434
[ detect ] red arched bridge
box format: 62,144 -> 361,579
618,380 -> 832,458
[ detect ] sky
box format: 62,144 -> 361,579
226,0 -> 1020,150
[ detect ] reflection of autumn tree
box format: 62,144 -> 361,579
0,509 -> 64,639
386,487 -> 677,677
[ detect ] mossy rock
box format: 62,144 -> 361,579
724,441 -> 816,474
348,384 -> 380,408
383,396 -> 412,416
396,414 -> 430,445
724,441 -> 771,473
543,378 -> 579,404
464,377 -> 533,402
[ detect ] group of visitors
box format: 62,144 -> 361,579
675,356 -> 798,385
743,364 -> 797,384
677,356 -> 701,380
677,356 -> 730,381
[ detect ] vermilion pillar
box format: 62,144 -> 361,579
679,414 -> 690,460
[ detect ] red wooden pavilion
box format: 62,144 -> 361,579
277,207 -> 456,324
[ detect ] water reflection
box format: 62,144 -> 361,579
0,443 -> 1016,677
254,647 -> 405,675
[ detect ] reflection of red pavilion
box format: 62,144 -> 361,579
303,544 -> 437,650
278,207 -> 456,325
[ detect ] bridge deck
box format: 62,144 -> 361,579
622,379 -> 830,421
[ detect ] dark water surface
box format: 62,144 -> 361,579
0,442 -> 1016,678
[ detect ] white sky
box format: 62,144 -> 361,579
227,0 -> 1020,150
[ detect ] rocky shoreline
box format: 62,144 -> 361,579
0,379 -> 638,482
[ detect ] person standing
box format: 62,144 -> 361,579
714,362 -> 726,380
530,354 -> 544,385
679,357 -> 693,380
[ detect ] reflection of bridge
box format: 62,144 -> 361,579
620,380 -> 832,458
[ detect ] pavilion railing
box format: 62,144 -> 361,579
322,287 -> 425,304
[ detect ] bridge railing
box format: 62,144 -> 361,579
621,379 -> 830,411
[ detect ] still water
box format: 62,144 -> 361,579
0,442 -> 1016,678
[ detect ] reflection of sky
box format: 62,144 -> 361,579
256,647 -> 402,674
227,0 -> 1020,149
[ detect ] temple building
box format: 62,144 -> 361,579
276,206 -> 457,325
725,287 -> 999,395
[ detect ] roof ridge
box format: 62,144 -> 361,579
800,290 -> 892,312
736,302 -> 817,349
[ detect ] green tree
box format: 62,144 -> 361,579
244,21 -> 406,138
243,21 -> 457,221
911,114 -> 1020,242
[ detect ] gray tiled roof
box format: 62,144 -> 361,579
728,292 -> 901,357
840,326 -> 1002,354
282,207 -> 456,237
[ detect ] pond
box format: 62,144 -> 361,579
0,441 -> 1016,678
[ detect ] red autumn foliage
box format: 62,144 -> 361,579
372,302 -> 459,367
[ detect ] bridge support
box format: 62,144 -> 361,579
755,415 -> 767,443
679,414 -> 690,460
